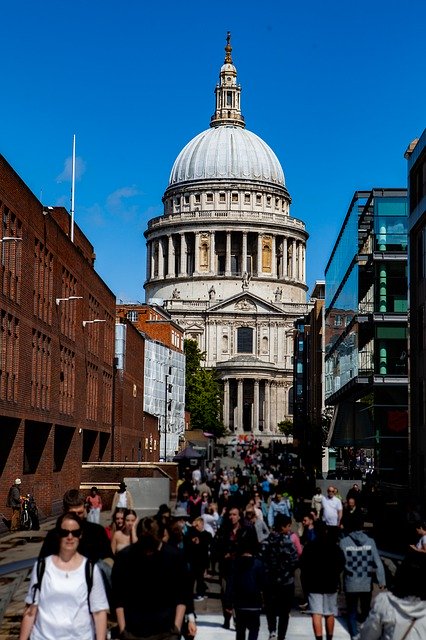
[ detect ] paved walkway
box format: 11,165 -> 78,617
0,515 -> 352,639
195,613 -> 350,639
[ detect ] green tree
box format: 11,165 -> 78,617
277,419 -> 293,442
184,339 -> 225,437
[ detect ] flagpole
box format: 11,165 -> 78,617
70,134 -> 76,242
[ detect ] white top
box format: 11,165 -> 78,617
416,534 -> 426,550
321,495 -> 343,526
25,556 -> 108,640
116,492 -> 127,508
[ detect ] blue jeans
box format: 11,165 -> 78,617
345,591 -> 372,638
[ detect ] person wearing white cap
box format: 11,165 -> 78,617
7,478 -> 22,532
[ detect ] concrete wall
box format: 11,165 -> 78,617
124,477 -> 170,517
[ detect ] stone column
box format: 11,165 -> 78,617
151,241 -> 157,278
264,380 -> 270,432
257,234 -> 262,275
167,235 -> 174,278
210,231 -> 216,274
237,378 -> 244,432
253,379 -> 260,433
146,241 -> 152,280
271,235 -> 277,278
225,232 -> 232,276
223,379 -> 230,430
270,382 -> 277,433
292,239 -> 297,280
302,245 -> 306,283
159,238 -> 165,279
298,242 -> 303,281
242,231 -> 248,275
194,232 -> 200,275
283,237 -> 288,277
179,233 -> 187,277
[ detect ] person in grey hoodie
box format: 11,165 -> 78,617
360,552 -> 426,640
340,518 -> 386,640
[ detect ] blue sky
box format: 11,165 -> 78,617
1,1 -> 424,301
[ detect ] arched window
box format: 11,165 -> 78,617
237,327 -> 253,353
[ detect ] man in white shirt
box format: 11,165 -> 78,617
321,486 -> 343,542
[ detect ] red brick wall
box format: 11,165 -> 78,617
116,304 -> 184,353
0,153 -> 116,516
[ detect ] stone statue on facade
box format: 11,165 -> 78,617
241,271 -> 251,290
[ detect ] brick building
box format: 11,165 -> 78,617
114,317 -> 159,462
116,303 -> 184,352
0,153 -> 116,515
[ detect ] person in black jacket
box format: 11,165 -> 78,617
226,532 -> 265,640
300,522 -> 345,640
39,489 -> 112,563
261,514 -> 298,640
112,517 -> 189,639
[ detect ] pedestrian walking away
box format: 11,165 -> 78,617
226,533 -> 265,640
112,517 -> 189,640
300,521 -> 345,640
340,518 -> 386,640
361,552 -> 426,640
261,513 -> 298,640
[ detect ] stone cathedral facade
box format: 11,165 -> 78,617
144,35 -> 309,440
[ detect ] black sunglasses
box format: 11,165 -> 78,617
59,528 -> 81,538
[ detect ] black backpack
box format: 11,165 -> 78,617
32,557 -> 94,611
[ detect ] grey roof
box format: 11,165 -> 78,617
169,125 -> 285,187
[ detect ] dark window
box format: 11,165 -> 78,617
237,327 -> 253,353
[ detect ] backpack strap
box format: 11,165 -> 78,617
400,618 -> 416,640
32,557 -> 94,611
85,559 -> 94,614
32,557 -> 46,603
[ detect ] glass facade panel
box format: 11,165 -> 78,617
374,262 -> 407,313
326,195 -> 367,308
374,197 -> 408,251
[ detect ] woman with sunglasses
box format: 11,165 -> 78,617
19,512 -> 108,640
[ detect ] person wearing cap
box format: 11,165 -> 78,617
111,481 -> 134,511
7,478 -> 22,532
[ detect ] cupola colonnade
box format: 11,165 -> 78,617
146,229 -> 306,283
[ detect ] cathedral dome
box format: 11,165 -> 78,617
168,125 -> 285,188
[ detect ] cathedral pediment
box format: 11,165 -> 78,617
207,292 -> 285,315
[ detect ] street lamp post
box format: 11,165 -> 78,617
0,236 -> 22,261
56,296 -> 83,305
82,319 -> 107,327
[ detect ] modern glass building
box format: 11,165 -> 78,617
324,189 -> 408,485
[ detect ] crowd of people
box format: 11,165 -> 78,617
16,444 -> 426,640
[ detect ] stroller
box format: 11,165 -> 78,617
20,494 -> 40,530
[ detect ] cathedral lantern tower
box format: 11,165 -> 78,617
144,35 -> 309,440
